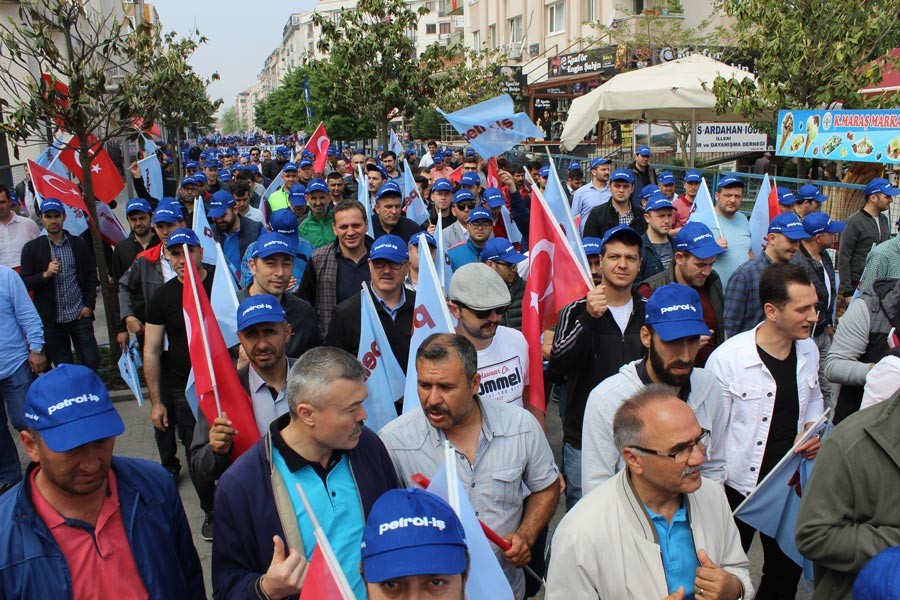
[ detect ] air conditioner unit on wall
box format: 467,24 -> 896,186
508,41 -> 523,59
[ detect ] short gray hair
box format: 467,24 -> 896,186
612,385 -> 677,453
286,347 -> 366,416
416,333 -> 478,381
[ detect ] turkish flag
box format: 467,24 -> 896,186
304,122 -> 329,174
27,160 -> 87,211
299,545 -> 351,600
447,165 -> 463,184
768,178 -> 780,222
58,135 -> 125,204
41,74 -> 69,127
132,117 -> 163,139
522,188 -> 592,412
182,250 -> 260,460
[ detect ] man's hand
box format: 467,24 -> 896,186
663,588 -> 685,600
585,284 -> 609,319
43,260 -> 60,279
260,535 -> 308,599
28,351 -> 46,374
129,161 -> 141,179
78,307 -> 93,320
502,532 -> 531,567
716,237 -> 729,250
151,403 -> 168,431
116,331 -> 130,351
209,411 -> 237,456
426,223 -> 436,236
125,316 -> 144,335
794,427 -> 821,459
694,549 -> 742,600
498,169 -> 517,192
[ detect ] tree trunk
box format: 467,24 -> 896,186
78,132 -> 120,361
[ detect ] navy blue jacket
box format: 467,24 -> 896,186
638,232 -> 674,283
214,214 -> 263,265
0,457 -> 205,599
212,415 -> 399,599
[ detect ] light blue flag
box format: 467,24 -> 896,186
749,173 -> 772,257
500,205 -> 522,244
438,94 -> 544,159
138,153 -> 163,202
143,135 -> 158,156
192,196 -> 218,266
389,130 -> 404,157
686,178 -> 721,238
434,212 -> 452,294
358,164 -> 373,226
402,159 -> 429,224
358,283 -> 405,432
185,370 -> 198,419
117,340 -> 144,405
542,162 -> 592,278
35,136 -> 69,177
211,242 -> 240,348
402,237 -> 455,414
427,454 -> 515,599
734,411 -> 832,591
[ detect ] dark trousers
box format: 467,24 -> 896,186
155,387 -> 215,513
726,485 -> 801,599
44,318 -> 100,371
525,525 -> 549,598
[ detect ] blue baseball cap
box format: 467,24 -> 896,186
152,204 -> 183,225
409,231 -> 437,248
716,174 -> 743,189
208,190 -> 235,218
23,364 -> 125,452
125,198 -> 152,215
361,488 -> 467,584
404,149 -> 416,157
269,209 -> 299,235
853,546 -> 900,600
582,237 -> 603,256
255,232 -> 297,259
205,159 -> 221,169
481,237 -> 526,264
483,188 -> 505,208
184,161 -> 198,170
453,189 -> 475,204
865,177 -> 900,197
600,224 -> 642,250
610,169 -> 634,183
432,154 -> 444,163
246,164 -> 260,175
193,172 -> 208,184
467,206 -> 493,223
432,178 -> 453,192
367,164 -> 388,179
803,212 -> 845,236
8,191 -> 17,205
460,172 -> 480,187
39,198 -> 65,214
219,170 -> 232,182
684,169 -> 702,183
657,171 -> 676,185
298,159 -> 314,169
640,184 -> 661,200
539,166 -> 550,178
776,187 -> 797,206
370,234 -> 409,263
645,284 -> 710,342
165,227 -> 200,248
674,222 -> 725,259
306,178 -> 328,195
768,213 -> 811,240
590,157 -> 611,169
282,162 -> 298,173
644,193 -> 675,212
376,181 -> 403,200
237,294 -> 287,332
180,176 -> 197,187
288,183 -> 307,206
465,149 -> 476,157
568,161 -> 583,172
635,144 -> 652,156
797,183 -> 827,203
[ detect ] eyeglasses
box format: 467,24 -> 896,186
456,202 -> 476,211
492,261 -> 516,269
456,302 -> 508,319
469,221 -> 493,229
371,259 -> 406,270
630,429 -> 710,463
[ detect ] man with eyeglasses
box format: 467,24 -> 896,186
581,283 -> 727,496
444,189 -> 476,249
707,263 -> 823,599
481,237 -> 526,330
326,235 -> 416,372
249,147 -> 262,172
448,206 -> 493,271
546,386 -> 752,600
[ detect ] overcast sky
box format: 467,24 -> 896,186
150,0 -> 320,113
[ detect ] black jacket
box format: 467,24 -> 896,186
629,161 -> 658,209
214,215 -> 262,265
237,289 -> 322,359
370,215 -> 423,244
19,232 -> 98,325
638,233 -> 674,283
582,201 -> 647,240
792,243 -> 837,330
325,287 -> 417,371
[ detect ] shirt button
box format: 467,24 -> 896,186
762,417 -> 768,422
757,441 -> 763,446
750,467 -> 756,472
471,482 -> 476,488
475,511 -> 479,517
767,392 -> 773,397
742,393 -> 747,397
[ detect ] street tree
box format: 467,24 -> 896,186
0,0 -> 162,353
221,106 -> 245,135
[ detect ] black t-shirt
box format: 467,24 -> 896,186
758,343 -> 799,478
146,266 -> 215,389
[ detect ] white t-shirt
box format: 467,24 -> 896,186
607,298 -> 634,333
476,326 -> 530,407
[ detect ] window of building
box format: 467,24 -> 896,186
473,30 -> 481,48
508,15 -> 523,43
548,1 -> 565,35
488,24 -> 496,48
584,0 -> 597,21
439,21 -> 452,35
425,1 -> 436,12
426,23 -> 437,34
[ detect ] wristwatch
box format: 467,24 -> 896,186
30,346 -> 44,354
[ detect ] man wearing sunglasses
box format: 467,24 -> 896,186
581,283 -> 727,496
444,189 -> 477,249
547,386 -> 752,600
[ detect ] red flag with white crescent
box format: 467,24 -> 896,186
58,135 -> 124,204
304,122 -> 330,174
27,160 -> 87,211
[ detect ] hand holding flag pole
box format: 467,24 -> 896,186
184,245 -> 222,418
294,482 -> 356,600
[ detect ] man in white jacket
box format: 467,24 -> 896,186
581,283 -> 727,495
547,387 -> 752,600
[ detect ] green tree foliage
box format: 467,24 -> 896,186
220,106 -> 245,135
712,0 -> 900,116
410,106 -> 443,141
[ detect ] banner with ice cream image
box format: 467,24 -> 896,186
775,109 -> 900,164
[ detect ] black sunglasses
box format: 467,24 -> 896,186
456,302 -> 507,319
456,201 -> 476,211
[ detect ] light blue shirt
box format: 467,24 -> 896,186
714,211 -> 752,287
645,502 -> 700,600
373,287 -> 407,322
0,266 -> 43,380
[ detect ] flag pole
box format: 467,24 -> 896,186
702,177 -> 723,235
184,245 -> 223,417
294,481 -> 356,600
544,146 -> 593,279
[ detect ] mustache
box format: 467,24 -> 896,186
682,465 -> 702,477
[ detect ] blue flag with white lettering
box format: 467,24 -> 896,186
192,197 -> 218,266
403,159 -> 429,224
686,178 -> 721,238
437,94 -> 544,159
358,283 -> 405,432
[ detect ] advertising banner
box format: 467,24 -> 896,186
775,109 -> 900,163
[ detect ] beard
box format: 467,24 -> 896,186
648,341 -> 693,388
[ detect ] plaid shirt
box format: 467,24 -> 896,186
50,236 -> 83,323
723,251 -> 774,337
618,210 -> 634,226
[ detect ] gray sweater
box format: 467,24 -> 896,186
837,208 -> 890,296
